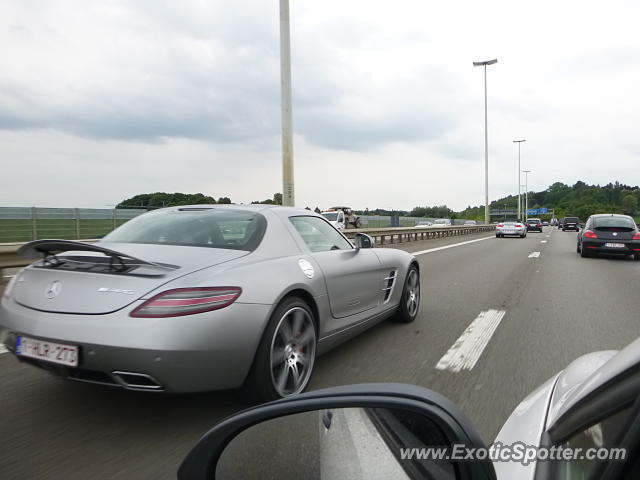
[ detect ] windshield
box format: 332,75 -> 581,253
321,212 -> 339,221
593,217 -> 636,231
102,209 -> 266,251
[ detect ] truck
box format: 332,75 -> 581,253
320,207 -> 361,230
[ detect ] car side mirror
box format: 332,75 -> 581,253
354,233 -> 374,249
178,383 -> 497,480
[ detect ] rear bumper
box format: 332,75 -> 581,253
581,240 -> 640,255
526,226 -> 542,231
496,230 -> 525,236
562,225 -> 579,231
0,298 -> 272,392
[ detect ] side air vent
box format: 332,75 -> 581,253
382,270 -> 397,303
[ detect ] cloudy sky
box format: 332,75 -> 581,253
1,0 -> 639,211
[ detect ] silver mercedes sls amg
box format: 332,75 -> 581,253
0,205 -> 420,401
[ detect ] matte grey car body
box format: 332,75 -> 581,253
0,205 -> 419,398
495,337 -> 640,479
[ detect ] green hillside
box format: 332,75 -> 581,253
410,181 -> 640,221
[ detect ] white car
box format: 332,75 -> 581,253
431,219 -> 452,227
320,210 -> 345,230
496,221 -> 527,238
413,221 -> 433,228
464,220 -> 477,226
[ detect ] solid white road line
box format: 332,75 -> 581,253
411,236 -> 494,256
436,309 -> 506,373
528,251 -> 541,258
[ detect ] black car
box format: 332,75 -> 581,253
577,214 -> 640,259
562,216 -> 580,231
557,218 -> 564,229
525,218 -> 543,232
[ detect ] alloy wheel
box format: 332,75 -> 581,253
406,269 -> 420,317
269,307 -> 316,397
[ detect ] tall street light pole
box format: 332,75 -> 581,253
473,59 -> 498,225
523,170 -> 532,219
280,0 -> 294,206
513,139 -> 526,220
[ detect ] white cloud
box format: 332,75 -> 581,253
1,0 -> 640,210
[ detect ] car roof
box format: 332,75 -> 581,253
590,213 -> 633,219
155,204 -> 319,217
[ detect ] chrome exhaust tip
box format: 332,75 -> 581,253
111,371 -> 163,390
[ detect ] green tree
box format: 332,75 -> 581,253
622,195 -> 638,216
251,193 -> 283,205
117,192 -> 217,208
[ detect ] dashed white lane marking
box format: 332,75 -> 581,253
436,309 -> 506,373
540,240 -> 548,243
528,251 -> 541,258
411,236 -> 495,256
545,235 -> 551,238
0,344 -> 7,355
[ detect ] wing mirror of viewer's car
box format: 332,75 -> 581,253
178,383 -> 497,480
354,233 -> 374,249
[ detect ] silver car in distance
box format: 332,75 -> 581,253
495,221 -> 527,238
0,205 -> 420,402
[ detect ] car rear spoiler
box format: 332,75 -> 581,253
18,239 -> 178,271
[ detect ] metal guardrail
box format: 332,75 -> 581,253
0,207 -> 479,242
0,207 -> 147,243
0,225 -> 494,281
341,225 -> 495,245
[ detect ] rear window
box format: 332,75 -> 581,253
321,212 -> 338,221
102,208 -> 266,251
593,217 -> 636,231
527,219 -> 541,224
565,217 -> 579,223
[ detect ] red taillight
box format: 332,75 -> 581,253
633,232 -> 640,240
497,224 -> 504,228
130,287 -> 242,318
583,230 -> 598,239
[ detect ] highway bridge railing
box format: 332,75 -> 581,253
0,225 -> 495,281
341,225 -> 495,245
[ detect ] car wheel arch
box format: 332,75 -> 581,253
241,289 -> 320,397
409,260 -> 420,276
280,288 -> 320,331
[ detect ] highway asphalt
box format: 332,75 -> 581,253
2,227 -> 640,479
